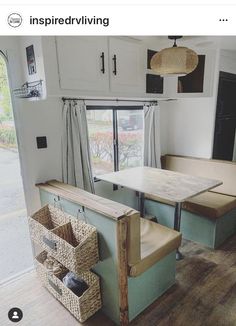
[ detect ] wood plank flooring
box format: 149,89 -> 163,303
132,236 -> 236,326
1,235 -> 236,326
0,271 -> 114,326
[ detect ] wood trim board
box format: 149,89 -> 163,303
36,181 -> 138,221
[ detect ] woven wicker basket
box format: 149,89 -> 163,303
29,205 -> 99,273
35,251 -> 102,323
28,205 -> 68,245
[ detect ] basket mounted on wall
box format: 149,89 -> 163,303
29,204 -> 100,273
13,80 -> 43,98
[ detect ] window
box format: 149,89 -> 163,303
87,109 -> 114,175
117,109 -> 143,170
87,106 -> 144,176
0,54 -> 16,147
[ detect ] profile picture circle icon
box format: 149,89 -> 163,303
7,13 -> 22,28
8,307 -> 23,322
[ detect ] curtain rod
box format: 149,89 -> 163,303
61,97 -> 159,103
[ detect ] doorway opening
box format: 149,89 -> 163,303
0,52 -> 33,284
213,71 -> 236,161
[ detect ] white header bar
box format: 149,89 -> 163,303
0,5 -> 235,35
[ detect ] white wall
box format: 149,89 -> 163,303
15,98 -> 63,214
159,97 -> 217,158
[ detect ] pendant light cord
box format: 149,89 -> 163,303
173,37 -> 177,47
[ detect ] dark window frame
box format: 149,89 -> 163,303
86,105 -> 143,187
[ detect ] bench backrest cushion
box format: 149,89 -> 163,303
162,155 -> 236,197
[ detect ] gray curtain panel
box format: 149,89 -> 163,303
143,104 -> 161,168
62,100 -> 95,193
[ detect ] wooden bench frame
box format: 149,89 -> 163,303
35,180 -> 179,325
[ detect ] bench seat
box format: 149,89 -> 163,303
183,192 -> 236,219
129,218 -> 181,277
146,191 -> 236,220
144,155 -> 236,249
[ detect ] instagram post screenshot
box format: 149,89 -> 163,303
0,2 -> 236,325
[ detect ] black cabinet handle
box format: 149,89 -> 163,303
100,52 -> 105,74
112,54 -> 117,75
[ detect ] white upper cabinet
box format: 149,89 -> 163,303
56,36 -> 109,93
108,37 -> 145,94
44,36 -> 216,98
56,36 -> 145,96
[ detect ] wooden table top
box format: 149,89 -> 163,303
99,167 -> 223,203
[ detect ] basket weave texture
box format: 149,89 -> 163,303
29,205 -> 99,273
36,251 -> 102,323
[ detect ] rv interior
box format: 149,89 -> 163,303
1,35 -> 236,326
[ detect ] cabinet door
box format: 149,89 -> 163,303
56,36 -> 109,92
109,38 -> 145,94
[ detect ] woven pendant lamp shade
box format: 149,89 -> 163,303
150,46 -> 199,76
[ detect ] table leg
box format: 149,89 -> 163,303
174,202 -> 184,261
139,192 -> 145,218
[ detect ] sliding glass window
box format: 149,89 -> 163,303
86,106 -> 144,177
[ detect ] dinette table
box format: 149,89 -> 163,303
99,166 -> 222,260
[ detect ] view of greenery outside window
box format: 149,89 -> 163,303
87,110 -> 114,175
118,110 -> 143,170
87,107 -> 144,176
0,55 -> 16,149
